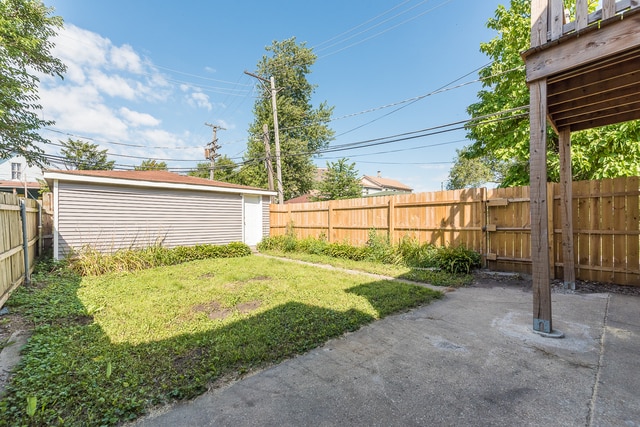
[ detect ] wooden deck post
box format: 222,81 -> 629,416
528,0 -> 560,337
559,127 -> 576,289
529,79 -> 555,335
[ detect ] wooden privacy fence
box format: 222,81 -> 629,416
0,193 -> 43,307
270,176 -> 640,286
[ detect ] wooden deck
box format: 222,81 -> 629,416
523,0 -> 640,334
523,1 -> 640,131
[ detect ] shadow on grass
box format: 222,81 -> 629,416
0,270 -> 444,426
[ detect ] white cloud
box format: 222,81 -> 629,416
137,129 -> 180,146
215,119 -> 235,131
38,23 -> 212,169
119,107 -> 161,127
88,70 -> 137,100
40,86 -> 129,140
53,25 -> 110,69
110,44 -> 143,73
187,91 -> 212,111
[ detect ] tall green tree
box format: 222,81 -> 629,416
187,155 -> 242,184
462,0 -> 640,186
446,147 -> 506,189
187,162 -> 210,179
60,138 -> 115,170
243,37 -> 334,200
135,159 -> 167,171
0,0 -> 66,165
312,158 -> 362,201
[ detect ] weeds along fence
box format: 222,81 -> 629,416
0,193 -> 46,307
270,176 -> 640,286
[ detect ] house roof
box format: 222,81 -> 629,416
43,170 -> 276,196
361,175 -> 413,192
0,180 -> 40,189
285,193 -> 314,204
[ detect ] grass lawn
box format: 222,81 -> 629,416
0,255 -> 441,426
259,249 -> 475,288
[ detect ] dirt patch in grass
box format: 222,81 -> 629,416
199,273 -> 216,279
236,300 -> 261,314
189,300 -> 262,321
192,301 -> 232,320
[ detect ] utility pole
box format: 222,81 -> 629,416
204,123 -> 225,180
263,123 -> 274,193
244,70 -> 284,204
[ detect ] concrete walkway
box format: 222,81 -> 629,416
134,285 -> 640,427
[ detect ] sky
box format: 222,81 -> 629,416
37,0 -> 510,193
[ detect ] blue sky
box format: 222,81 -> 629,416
38,0 -> 508,193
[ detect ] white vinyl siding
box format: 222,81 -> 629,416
57,182 -> 243,256
262,195 -> 270,237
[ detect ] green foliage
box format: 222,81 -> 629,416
187,162 -> 211,179
431,245 -> 482,274
259,233 -> 481,275
242,37 -> 335,200
395,236 -> 438,268
212,155 -> 243,183
313,158 -> 362,201
0,0 -> 66,166
60,138 -> 115,170
135,159 -> 168,171
186,156 -> 244,183
364,229 -> 397,264
446,147 -> 506,189
67,242 -> 252,276
187,156 -> 244,184
0,256 -> 440,425
463,0 -> 640,187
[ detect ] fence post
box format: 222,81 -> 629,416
20,200 -> 30,285
481,187 -> 488,268
388,197 -> 395,244
38,200 -> 43,256
328,201 -> 334,243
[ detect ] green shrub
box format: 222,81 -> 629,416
296,237 -> 329,255
258,233 -> 481,276
396,237 -> 438,268
324,242 -> 367,261
431,245 -> 481,274
364,229 -> 397,264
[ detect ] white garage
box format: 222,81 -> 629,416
44,170 -> 275,259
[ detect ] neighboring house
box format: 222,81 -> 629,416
0,155 -> 43,198
284,168 -> 327,204
360,171 -> 413,196
44,169 -> 276,260
285,169 -> 413,203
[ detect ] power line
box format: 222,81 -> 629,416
44,128 -> 200,150
152,65 -> 253,86
276,63 -> 524,135
313,0 -> 428,53
42,104 -> 528,168
318,0 -> 453,59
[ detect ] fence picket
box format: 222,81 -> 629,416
271,177 -> 640,286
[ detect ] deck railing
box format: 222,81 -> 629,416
544,0 -> 639,43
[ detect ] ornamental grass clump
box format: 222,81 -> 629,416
68,242 -> 252,276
